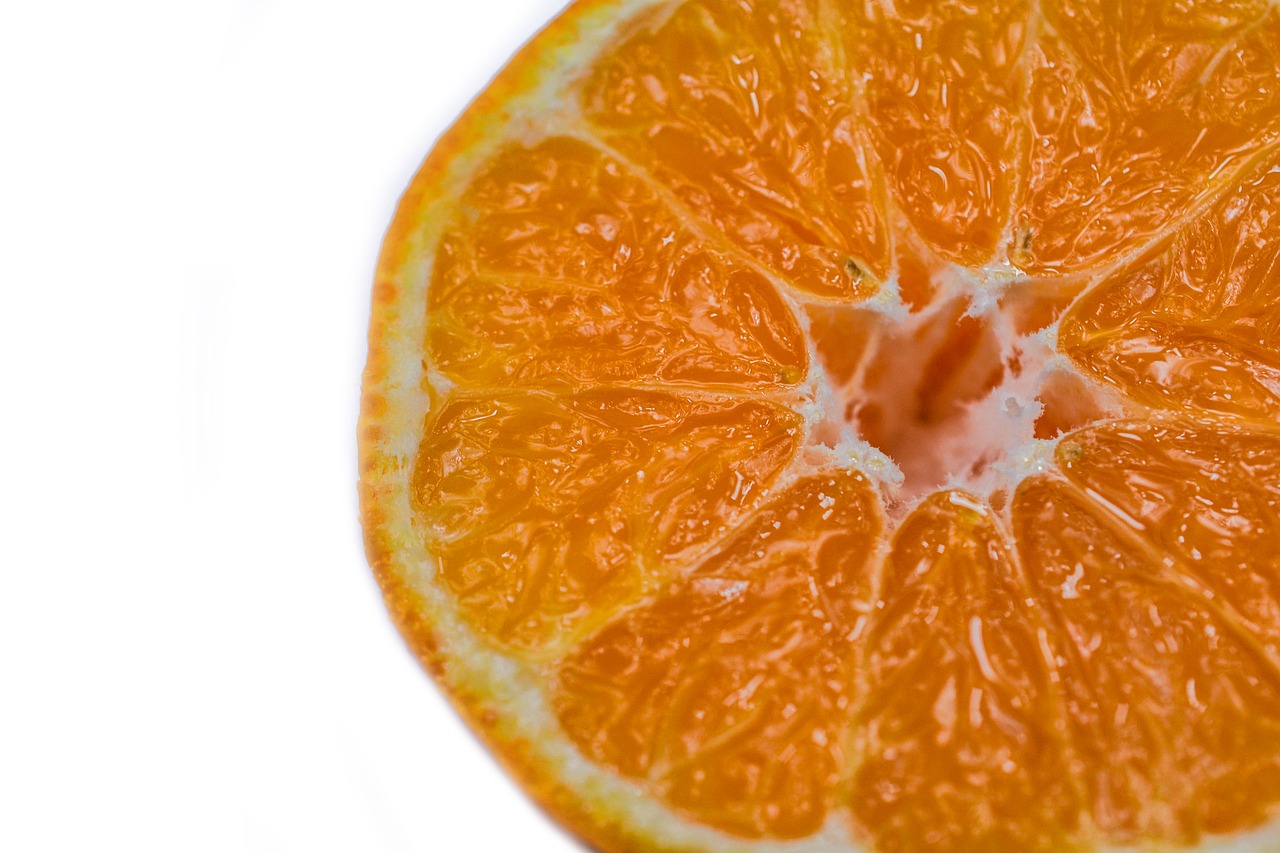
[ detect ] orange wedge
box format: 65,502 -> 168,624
359,1 -> 1280,850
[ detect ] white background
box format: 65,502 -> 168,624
1,1 -> 584,850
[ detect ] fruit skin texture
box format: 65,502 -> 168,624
359,1 -> 1280,851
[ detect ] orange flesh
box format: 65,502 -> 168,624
851,0 -> 1031,266
580,0 -> 891,299
556,471 -> 880,838
385,0 -> 1280,849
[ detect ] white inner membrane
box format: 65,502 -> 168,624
804,261 -> 1124,508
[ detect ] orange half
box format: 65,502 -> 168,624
359,1 -> 1280,850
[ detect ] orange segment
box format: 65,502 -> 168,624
555,471 -> 881,838
579,0 -> 890,299
1062,161 -> 1280,419
428,138 -> 807,388
850,0 -> 1031,266
1014,472 -> 1280,842
1054,420 -> 1280,653
851,492 -> 1079,853
412,390 -> 802,650
1016,0 -> 1280,274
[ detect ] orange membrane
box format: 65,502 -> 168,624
402,0 -> 1280,849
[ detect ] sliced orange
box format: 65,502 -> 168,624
358,1 -> 1280,850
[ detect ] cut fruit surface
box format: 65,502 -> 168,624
556,471 -> 880,839
359,1 -> 1280,851
580,0 -> 891,299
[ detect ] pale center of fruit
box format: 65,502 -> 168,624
811,274 -> 1115,501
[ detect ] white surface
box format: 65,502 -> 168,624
0,1 -> 582,851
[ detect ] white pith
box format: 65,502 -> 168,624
360,0 -> 1280,851
761,239 -> 1138,531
